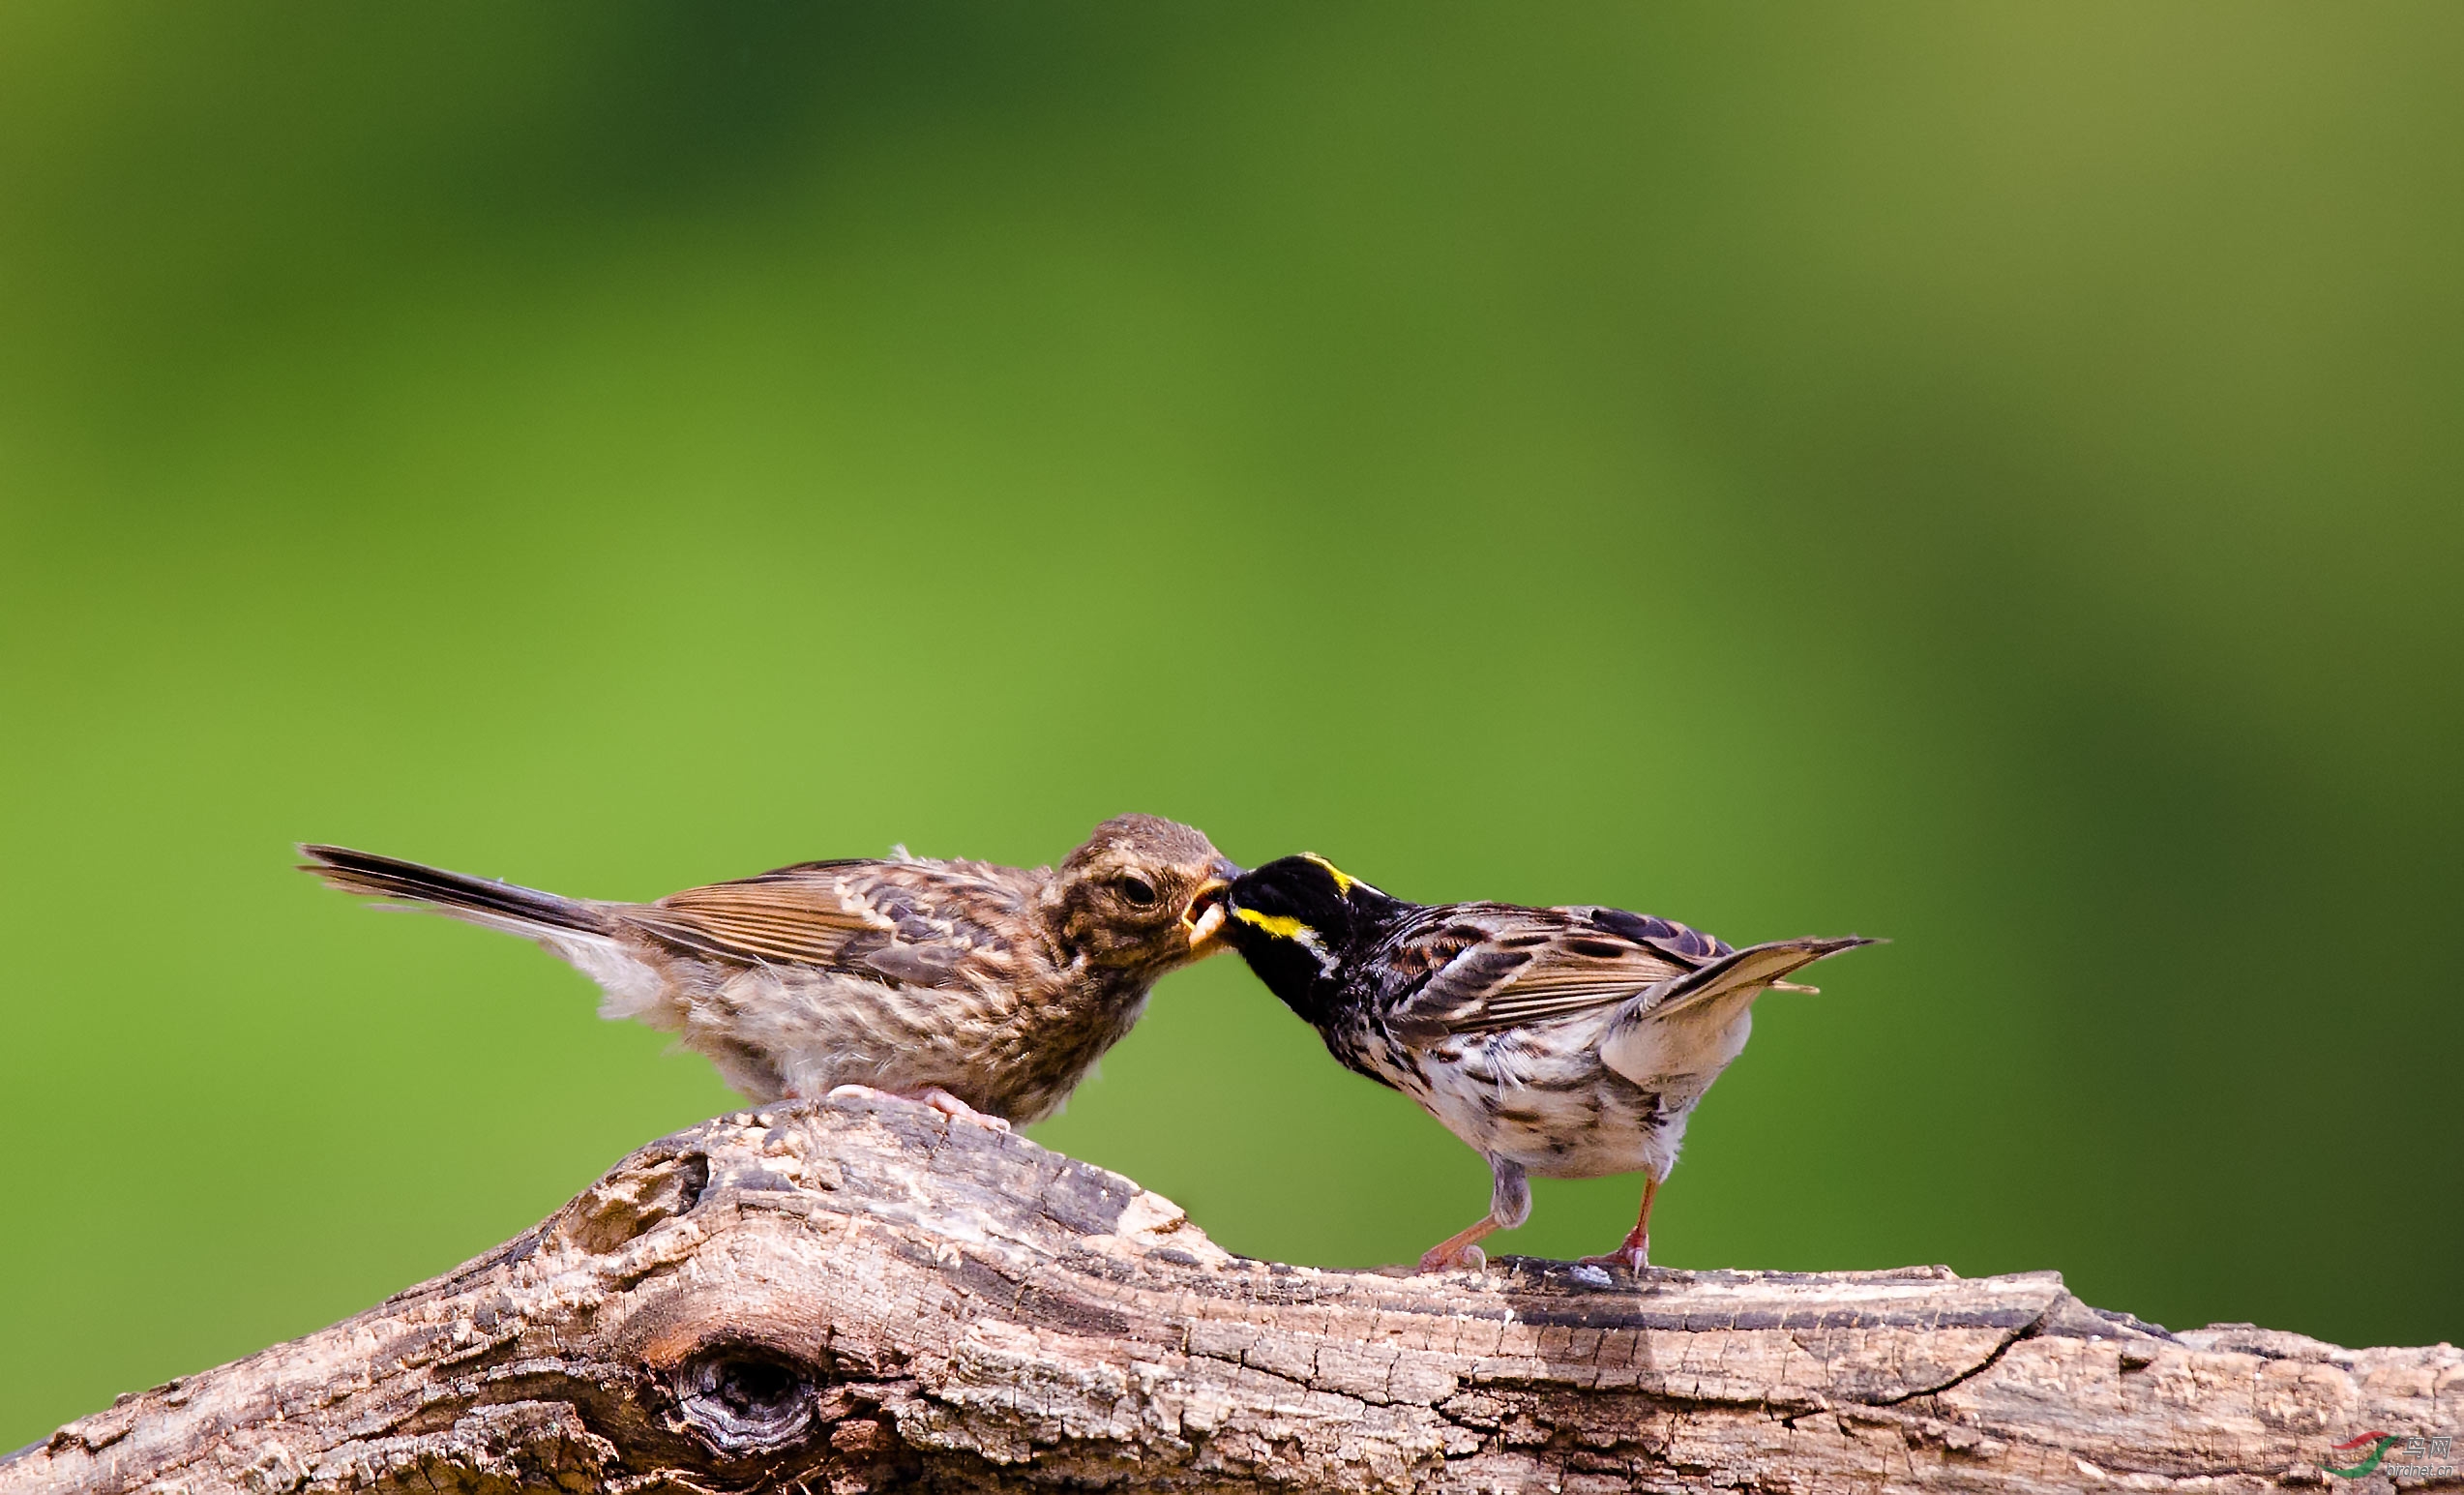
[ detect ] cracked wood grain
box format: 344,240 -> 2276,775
6,1099 -> 2456,1494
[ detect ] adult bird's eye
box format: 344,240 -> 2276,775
1117,875 -> 1159,908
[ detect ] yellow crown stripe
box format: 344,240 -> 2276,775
1299,853 -> 1353,896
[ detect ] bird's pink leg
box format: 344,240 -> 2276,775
1416,1217 -> 1501,1273
821,1084 -> 1011,1132
1580,1175 -> 1660,1271
1417,1155 -> 1529,1273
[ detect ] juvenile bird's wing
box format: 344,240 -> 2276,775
1378,904 -> 1732,1044
621,859 -> 1040,990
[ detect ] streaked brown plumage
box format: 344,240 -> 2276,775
302,815 -> 1238,1126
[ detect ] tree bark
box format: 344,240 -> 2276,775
7,1099 -> 2456,1494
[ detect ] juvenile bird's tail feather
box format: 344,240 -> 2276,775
298,844 -> 614,939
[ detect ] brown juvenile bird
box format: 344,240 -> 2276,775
1219,853 -> 1876,1273
302,815 -> 1238,1127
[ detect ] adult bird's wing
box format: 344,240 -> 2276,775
617,858 -> 1038,989
1594,935 -> 1879,1088
1378,904 -> 1732,1044
1636,936 -> 1879,1022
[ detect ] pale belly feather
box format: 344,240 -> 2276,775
1351,1003 -> 1758,1183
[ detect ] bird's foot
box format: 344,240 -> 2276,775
1415,1218 -> 1500,1274
822,1084 -> 1011,1131
1417,1241 -> 1487,1273
1578,1240 -> 1649,1273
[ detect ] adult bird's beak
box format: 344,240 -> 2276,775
1183,857 -> 1241,954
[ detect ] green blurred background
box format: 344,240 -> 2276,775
5,2 -> 2460,1446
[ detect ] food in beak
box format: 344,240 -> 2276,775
1187,899 -> 1228,949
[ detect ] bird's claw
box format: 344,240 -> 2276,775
824,1084 -> 1011,1131
1416,1242 -> 1487,1274
918,1087 -> 1011,1131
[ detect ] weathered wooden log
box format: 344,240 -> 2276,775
8,1098 -> 2457,1493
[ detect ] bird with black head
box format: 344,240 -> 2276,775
1220,852 -> 1876,1273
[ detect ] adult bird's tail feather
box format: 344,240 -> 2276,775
1648,935 -> 1881,1019
298,844 -> 614,940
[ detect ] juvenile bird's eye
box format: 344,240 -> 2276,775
1116,875 -> 1159,908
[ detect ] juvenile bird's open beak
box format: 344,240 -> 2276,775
1183,859 -> 1240,955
